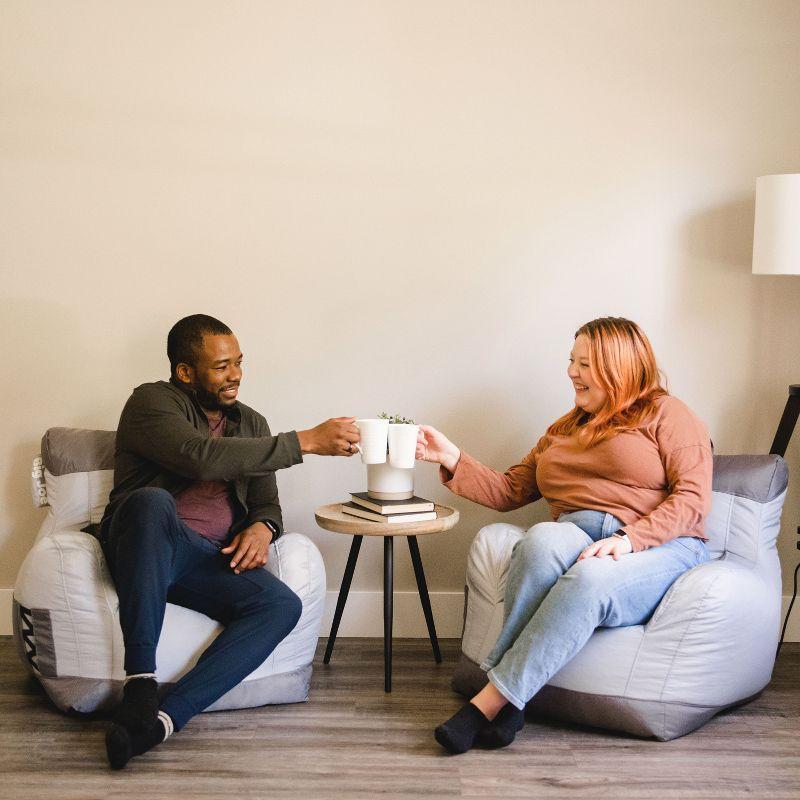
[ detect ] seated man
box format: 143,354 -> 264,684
98,313 -> 359,769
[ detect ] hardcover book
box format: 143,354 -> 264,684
341,502 -> 437,524
349,492 -> 435,515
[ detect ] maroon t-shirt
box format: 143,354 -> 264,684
173,415 -> 236,545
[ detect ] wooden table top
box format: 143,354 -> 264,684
314,503 -> 459,537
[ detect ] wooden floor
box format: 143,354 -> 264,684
1,637 -> 799,799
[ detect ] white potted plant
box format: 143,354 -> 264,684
366,413 -> 418,500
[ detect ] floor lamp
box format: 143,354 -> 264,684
752,173 -> 800,652
752,174 -> 800,455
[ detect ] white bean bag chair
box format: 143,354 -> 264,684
452,454 -> 788,740
13,428 -> 326,714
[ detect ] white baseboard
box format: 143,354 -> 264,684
319,590 -> 465,638
2,587 -> 799,643
1,589 -> 11,636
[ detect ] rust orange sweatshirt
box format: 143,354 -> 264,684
440,395 -> 712,551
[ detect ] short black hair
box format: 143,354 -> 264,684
167,314 -> 233,377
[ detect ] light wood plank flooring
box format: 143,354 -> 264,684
1,637 -> 798,799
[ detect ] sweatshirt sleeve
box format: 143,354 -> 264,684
118,384 -> 303,481
621,399 -> 713,551
439,445 -> 542,512
239,411 -> 285,540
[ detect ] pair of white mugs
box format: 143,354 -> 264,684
354,418 -> 419,469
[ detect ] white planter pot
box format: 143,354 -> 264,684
366,462 -> 414,500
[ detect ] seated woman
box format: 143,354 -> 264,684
416,317 -> 712,754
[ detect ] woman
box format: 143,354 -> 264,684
416,317 -> 712,754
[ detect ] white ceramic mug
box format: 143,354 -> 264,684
354,418 -> 390,464
388,423 -> 420,469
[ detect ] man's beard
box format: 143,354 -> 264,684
194,384 -> 233,411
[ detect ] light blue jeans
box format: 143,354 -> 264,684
481,510 -> 709,709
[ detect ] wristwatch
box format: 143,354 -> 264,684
264,520 -> 279,539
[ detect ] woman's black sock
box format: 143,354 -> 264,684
434,703 -> 490,754
477,703 -> 525,749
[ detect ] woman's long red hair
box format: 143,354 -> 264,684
546,317 -> 667,448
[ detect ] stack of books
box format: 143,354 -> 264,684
341,492 -> 437,524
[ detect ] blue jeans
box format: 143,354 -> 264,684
102,487 -> 303,731
481,510 -> 709,709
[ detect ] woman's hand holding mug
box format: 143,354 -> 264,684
416,425 -> 461,474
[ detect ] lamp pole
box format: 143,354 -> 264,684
770,385 -> 800,458
752,174 -> 800,655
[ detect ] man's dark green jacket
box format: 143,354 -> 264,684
99,380 -> 303,542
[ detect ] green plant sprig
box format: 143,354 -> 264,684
378,411 -> 416,425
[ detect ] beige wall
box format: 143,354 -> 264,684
2,2 -> 800,611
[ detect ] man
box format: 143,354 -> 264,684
98,314 -> 359,769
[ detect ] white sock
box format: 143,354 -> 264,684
125,672 -> 156,684
157,710 -> 174,740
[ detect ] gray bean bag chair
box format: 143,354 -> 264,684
13,427 -> 326,714
452,454 -> 787,740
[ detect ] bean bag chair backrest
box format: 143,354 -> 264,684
704,454 -> 787,568
37,427 -> 116,534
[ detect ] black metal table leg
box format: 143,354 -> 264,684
384,536 -> 393,693
407,535 -> 442,663
323,535 -> 363,664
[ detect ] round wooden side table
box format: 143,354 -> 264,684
314,503 -> 459,692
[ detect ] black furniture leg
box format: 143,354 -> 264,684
323,535 -> 363,664
770,385 -> 800,457
384,536 -> 393,693
407,535 -> 442,663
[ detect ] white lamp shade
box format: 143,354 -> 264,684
752,173 -> 800,275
